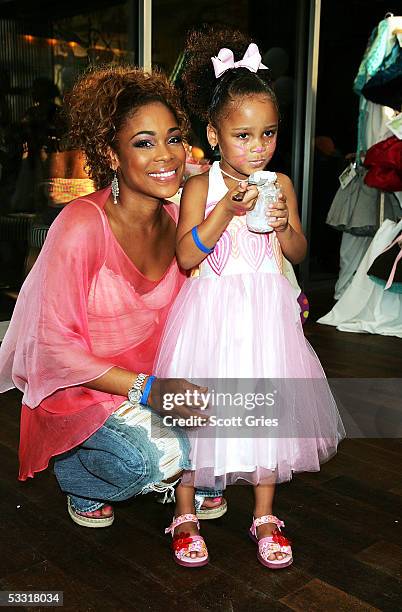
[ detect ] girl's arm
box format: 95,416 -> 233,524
176,173 -> 258,270
271,174 -> 307,265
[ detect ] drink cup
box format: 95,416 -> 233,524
246,176 -> 280,233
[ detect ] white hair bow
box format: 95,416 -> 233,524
211,43 -> 268,78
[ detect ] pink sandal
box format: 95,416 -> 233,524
249,515 -> 293,569
165,513 -> 209,567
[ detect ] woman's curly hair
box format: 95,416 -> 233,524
182,26 -> 277,125
67,64 -> 189,188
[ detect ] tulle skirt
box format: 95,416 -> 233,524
154,272 -> 345,488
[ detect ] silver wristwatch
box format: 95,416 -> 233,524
127,373 -> 147,405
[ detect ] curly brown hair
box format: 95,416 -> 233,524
67,64 -> 189,188
182,26 -> 277,125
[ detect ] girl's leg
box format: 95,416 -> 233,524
253,484 -> 286,561
174,484 -> 205,559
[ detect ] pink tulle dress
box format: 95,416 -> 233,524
155,162 -> 345,489
0,187 -> 185,480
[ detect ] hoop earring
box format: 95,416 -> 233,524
111,170 -> 119,204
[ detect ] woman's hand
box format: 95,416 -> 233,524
266,191 -> 289,232
220,182 -> 259,217
148,378 -> 209,424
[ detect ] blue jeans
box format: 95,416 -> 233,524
196,489 -> 224,498
54,407 -> 190,512
54,408 -> 223,513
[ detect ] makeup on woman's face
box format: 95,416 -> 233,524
214,94 -> 279,180
114,101 -> 186,200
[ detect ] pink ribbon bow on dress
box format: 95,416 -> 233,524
384,233 -> 402,290
211,43 -> 268,78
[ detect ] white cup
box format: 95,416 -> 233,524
246,180 -> 280,233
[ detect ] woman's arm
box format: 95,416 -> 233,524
84,367 -> 208,422
176,173 -> 258,270
270,174 -> 307,265
83,366 -> 138,397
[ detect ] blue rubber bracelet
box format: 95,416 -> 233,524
140,375 -> 156,406
191,225 -> 215,254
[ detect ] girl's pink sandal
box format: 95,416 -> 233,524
165,513 -> 209,567
249,514 -> 293,569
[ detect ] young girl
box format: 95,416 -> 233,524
155,28 -> 345,568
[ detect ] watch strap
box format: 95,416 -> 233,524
128,373 -> 147,404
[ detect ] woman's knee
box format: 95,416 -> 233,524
98,448 -> 146,487
86,417 -> 188,494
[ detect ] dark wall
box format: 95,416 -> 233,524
250,0 -> 398,155
317,0 -> 397,154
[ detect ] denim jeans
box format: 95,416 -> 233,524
196,488 -> 224,498
54,405 -> 223,513
54,406 -> 191,513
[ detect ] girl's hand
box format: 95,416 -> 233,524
266,191 -> 289,232
221,181 -> 259,217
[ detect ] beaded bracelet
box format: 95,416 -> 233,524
139,375 -> 156,406
191,225 -> 215,254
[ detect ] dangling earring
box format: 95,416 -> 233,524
111,170 -> 119,204
211,143 -> 220,160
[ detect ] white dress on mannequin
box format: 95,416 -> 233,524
318,219 -> 402,337
334,233 -> 373,300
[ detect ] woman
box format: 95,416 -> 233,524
0,65 -> 223,530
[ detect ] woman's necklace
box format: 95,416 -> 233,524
219,164 -> 248,182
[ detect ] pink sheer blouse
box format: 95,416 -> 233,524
0,187 -> 185,479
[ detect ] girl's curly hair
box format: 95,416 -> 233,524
67,64 -> 189,188
182,26 -> 277,125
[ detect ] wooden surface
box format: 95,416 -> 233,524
0,287 -> 401,611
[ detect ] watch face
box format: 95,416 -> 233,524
128,388 -> 142,404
